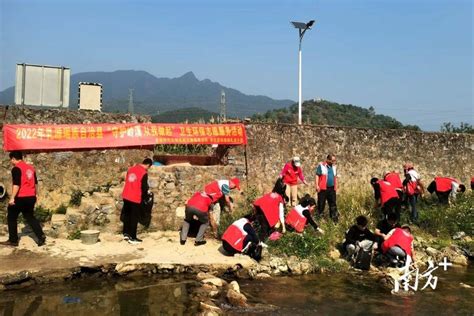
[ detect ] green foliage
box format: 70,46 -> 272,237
252,99 -> 421,131
67,229 -> 82,240
70,190 -> 84,206
268,230 -> 330,259
55,204 -> 67,215
440,122 -> 474,134
154,144 -> 211,155
417,193 -> 474,237
34,206 -> 52,223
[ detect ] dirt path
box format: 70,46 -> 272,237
0,231 -> 256,277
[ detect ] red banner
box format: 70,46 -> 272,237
2,123 -> 247,151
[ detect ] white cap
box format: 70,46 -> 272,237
292,156 -> 301,167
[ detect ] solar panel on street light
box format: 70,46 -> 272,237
291,21 -> 307,29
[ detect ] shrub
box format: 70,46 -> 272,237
34,206 -> 52,223
55,204 -> 67,215
70,190 -> 83,206
67,229 -> 82,240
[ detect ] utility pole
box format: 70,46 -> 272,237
219,90 -> 226,123
128,88 -> 134,114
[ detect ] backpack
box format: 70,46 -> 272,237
354,248 -> 372,270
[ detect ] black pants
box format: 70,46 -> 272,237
382,197 -> 401,220
7,197 -> 45,243
317,187 -> 338,222
255,207 -> 272,241
122,199 -> 142,239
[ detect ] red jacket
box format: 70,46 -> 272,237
122,164 -> 147,203
280,162 -> 304,185
253,193 -> 284,228
222,218 -> 249,252
16,161 -> 36,198
382,228 -> 413,257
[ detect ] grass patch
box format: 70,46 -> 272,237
69,190 -> 83,206
268,230 -> 330,259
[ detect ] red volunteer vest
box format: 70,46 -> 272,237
253,192 -> 283,228
282,163 -> 301,185
382,228 -> 413,257
378,180 -> 399,206
204,180 -> 229,202
404,169 -> 419,196
122,165 -> 147,204
285,205 -> 309,233
222,218 -> 249,252
384,172 -> 403,190
317,162 -> 337,191
186,192 -> 213,213
435,177 -> 458,193
16,161 -> 36,198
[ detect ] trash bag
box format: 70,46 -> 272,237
139,192 -> 154,227
354,248 -> 372,270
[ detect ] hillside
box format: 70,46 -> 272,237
151,107 -> 218,123
0,70 -> 293,118
252,99 -> 421,130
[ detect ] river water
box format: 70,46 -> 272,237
0,265 -> 472,315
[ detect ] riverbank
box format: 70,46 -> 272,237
0,228 -> 470,289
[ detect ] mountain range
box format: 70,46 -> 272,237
0,70 -> 294,117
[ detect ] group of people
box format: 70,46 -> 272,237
0,150 -> 470,272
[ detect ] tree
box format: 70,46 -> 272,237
440,122 -> 474,134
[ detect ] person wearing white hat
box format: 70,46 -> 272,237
279,156 -> 307,206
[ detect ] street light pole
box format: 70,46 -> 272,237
291,20 -> 315,125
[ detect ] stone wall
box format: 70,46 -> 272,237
0,106 -> 472,235
244,123 -> 473,194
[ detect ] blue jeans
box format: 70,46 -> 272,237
408,194 -> 418,221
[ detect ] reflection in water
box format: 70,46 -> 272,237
0,266 -> 472,315
0,277 -> 198,316
238,265 -> 474,315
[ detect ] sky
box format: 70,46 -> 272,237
0,0 -> 472,131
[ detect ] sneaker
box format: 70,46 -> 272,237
194,240 -> 207,246
0,240 -> 19,247
180,239 -> 186,245
127,238 -> 143,245
123,234 -> 131,241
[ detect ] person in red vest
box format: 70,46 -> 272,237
121,158 -> 153,244
315,154 -> 339,223
285,194 -> 324,234
382,225 -> 415,267
471,176 -> 474,191
0,151 -> 46,247
279,157 -> 307,207
370,177 -> 401,220
427,177 -> 466,204
221,216 -> 262,261
180,191 -> 217,246
253,179 -> 288,240
383,171 -> 403,200
204,177 -> 241,213
403,163 -> 425,222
